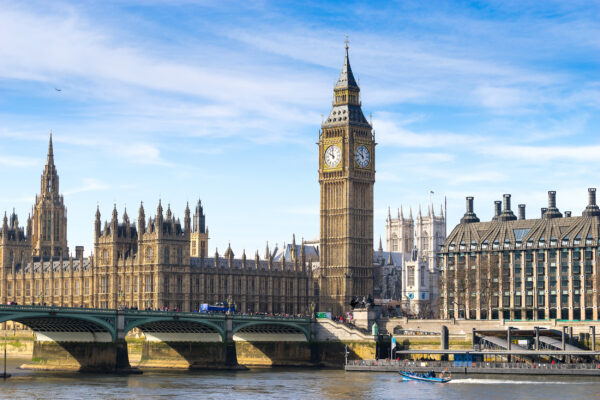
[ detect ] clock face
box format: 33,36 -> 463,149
324,145 -> 342,168
355,145 -> 370,168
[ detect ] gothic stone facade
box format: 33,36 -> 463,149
318,44 -> 375,315
386,204 -> 446,317
440,190 -> 600,321
0,135 -> 313,314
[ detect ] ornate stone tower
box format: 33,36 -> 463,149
32,133 -> 68,259
318,43 -> 375,315
386,206 -> 415,256
190,199 -> 209,258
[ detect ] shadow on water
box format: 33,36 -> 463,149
3,358 -> 600,400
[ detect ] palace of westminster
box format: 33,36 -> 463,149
2,44 -> 600,322
0,133 -> 315,313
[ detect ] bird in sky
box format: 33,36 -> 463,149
54,88 -> 61,92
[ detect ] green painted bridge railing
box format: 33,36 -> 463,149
0,304 -> 312,342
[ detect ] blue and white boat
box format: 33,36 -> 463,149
399,371 -> 451,383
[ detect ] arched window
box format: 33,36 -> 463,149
164,247 -> 170,264
177,247 -> 183,264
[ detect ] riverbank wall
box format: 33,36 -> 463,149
346,359 -> 600,376
1,333 -> 376,370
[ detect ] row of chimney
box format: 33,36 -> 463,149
461,188 -> 600,224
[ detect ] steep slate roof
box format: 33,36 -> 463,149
272,243 -> 319,262
322,44 -> 370,128
443,192 -> 600,253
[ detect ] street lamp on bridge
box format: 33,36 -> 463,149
226,295 -> 233,315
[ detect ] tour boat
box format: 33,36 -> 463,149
399,371 -> 451,383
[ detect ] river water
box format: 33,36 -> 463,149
1,358 -> 600,399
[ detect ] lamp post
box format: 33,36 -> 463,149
226,295 -> 233,315
3,329 -> 7,379
310,301 -> 316,319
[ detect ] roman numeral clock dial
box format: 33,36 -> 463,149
324,145 -> 341,168
355,145 -> 370,168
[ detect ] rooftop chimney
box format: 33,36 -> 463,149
497,194 -> 517,222
544,190 -> 562,219
75,246 -> 84,259
460,196 -> 480,224
541,207 -> 548,217
492,201 -> 502,221
503,194 -> 511,211
548,191 -> 556,208
565,211 -> 572,217
583,188 -> 600,217
518,204 -> 526,220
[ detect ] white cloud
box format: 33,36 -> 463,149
64,178 -> 110,195
374,115 -> 483,149
474,86 -> 525,109
0,154 -> 39,168
481,144 -> 600,163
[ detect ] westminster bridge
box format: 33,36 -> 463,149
0,305 -> 376,371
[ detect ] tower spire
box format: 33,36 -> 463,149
47,131 -> 54,166
335,38 -> 358,90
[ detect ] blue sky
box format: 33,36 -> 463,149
1,0 -> 599,256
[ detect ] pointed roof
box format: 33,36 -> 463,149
47,131 -> 54,166
322,41 -> 370,128
335,41 -> 359,90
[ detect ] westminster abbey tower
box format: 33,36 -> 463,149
318,43 -> 375,315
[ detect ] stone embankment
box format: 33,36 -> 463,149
1,319 -> 377,370
346,359 -> 600,376
382,317 -> 600,337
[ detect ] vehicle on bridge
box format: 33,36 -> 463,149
200,303 -> 235,314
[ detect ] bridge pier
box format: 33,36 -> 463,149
138,341 -> 239,369
1,306 -> 378,370
22,339 -> 138,373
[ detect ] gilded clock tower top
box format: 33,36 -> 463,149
322,42 -> 370,129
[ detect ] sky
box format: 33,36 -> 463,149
0,0 -> 599,257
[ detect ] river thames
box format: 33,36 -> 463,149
1,358 -> 600,399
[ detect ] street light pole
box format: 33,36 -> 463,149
3,330 -> 7,379
344,344 -> 349,366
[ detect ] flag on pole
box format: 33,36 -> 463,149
391,336 -> 397,357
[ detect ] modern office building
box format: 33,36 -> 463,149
440,190 -> 600,321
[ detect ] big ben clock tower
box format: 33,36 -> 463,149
318,42 -> 375,315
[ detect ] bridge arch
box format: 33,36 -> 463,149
232,320 -> 311,341
124,317 -> 226,342
0,311 -> 117,341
